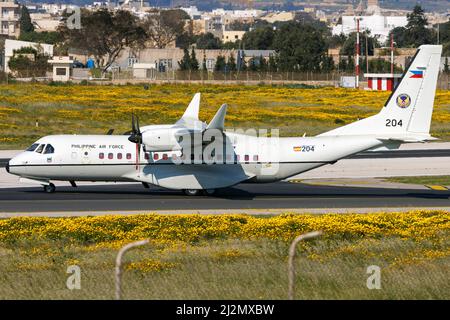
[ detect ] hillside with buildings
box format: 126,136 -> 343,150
0,0 -> 448,87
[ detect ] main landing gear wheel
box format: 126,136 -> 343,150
183,189 -> 202,196
43,183 -> 56,193
203,189 -> 217,196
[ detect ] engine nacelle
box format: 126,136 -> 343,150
142,128 -> 206,152
142,128 -> 180,151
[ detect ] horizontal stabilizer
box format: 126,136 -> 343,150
376,134 -> 439,143
206,104 -> 227,131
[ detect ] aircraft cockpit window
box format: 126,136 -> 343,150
26,143 -> 39,151
35,144 -> 45,153
44,144 -> 55,154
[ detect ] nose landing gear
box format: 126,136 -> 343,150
43,183 -> 56,193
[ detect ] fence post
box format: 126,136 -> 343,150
115,239 -> 149,300
288,231 -> 322,300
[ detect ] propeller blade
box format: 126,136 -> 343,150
136,115 -> 140,134
128,113 -> 142,144
131,113 -> 136,133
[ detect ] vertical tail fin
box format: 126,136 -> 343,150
319,45 -> 442,140
176,93 -> 201,128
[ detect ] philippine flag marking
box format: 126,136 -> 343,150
410,70 -> 424,78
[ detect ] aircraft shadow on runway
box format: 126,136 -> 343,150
12,182 -> 450,201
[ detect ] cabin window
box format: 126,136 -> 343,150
99,153 -> 104,159
153,153 -> 159,160
35,144 -> 45,153
26,143 -> 39,152
162,153 -> 168,160
253,155 -> 258,162
244,155 -> 249,162
126,153 -> 132,160
144,153 -> 149,160
117,153 -> 122,160
43,144 -> 55,154
108,153 -> 113,159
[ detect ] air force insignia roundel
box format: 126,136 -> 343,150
396,94 -> 411,109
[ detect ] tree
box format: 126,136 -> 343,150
328,34 -> 347,49
346,55 -> 355,73
272,21 -> 328,72
369,58 -> 402,73
19,31 -> 62,44
241,26 -> 275,50
338,56 -> 347,72
268,54 -> 277,72
195,32 -> 221,49
389,26 -> 408,48
259,55 -> 268,72
444,57 -> 449,74
142,9 -> 189,48
190,47 -> 199,70
8,46 -> 50,78
405,5 -> 435,46
214,55 -> 226,72
202,52 -> 207,70
248,57 -> 259,71
178,48 -> 191,70
59,9 -> 145,74
227,55 -> 237,71
388,5 -> 435,47
321,55 -> 335,72
437,20 -> 450,55
340,32 -> 379,56
19,5 -> 34,36
178,48 -> 199,71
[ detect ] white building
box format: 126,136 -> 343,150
180,6 -> 202,19
332,14 -> 407,44
0,1 -> 20,37
48,56 -> 73,82
41,3 -> 71,15
2,39 -> 54,73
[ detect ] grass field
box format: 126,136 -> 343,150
385,175 -> 450,186
0,211 -> 448,299
0,83 -> 449,149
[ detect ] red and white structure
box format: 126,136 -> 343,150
364,73 -> 402,91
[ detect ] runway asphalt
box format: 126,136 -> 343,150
0,182 -> 449,213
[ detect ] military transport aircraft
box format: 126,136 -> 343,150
6,45 -> 442,196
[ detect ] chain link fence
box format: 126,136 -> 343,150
106,69 -> 450,89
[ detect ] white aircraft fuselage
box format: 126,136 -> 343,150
7,133 -> 384,190
6,45 -> 443,194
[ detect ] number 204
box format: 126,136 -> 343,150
386,119 -> 403,127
